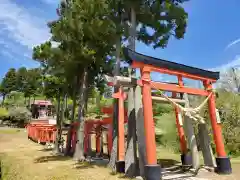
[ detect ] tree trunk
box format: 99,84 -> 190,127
84,86 -> 89,113
54,95 -> 62,154
24,96 -> 26,105
28,97 -> 31,107
65,76 -> 79,156
71,75 -> 80,122
59,96 -> 65,152
96,92 -> 101,113
73,67 -> 88,162
108,37 -> 121,171
64,94 -> 68,119
125,7 -> 138,177
2,95 -> 6,106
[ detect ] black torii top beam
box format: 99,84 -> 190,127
123,48 -> 220,81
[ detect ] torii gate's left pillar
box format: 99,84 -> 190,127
141,67 -> 161,180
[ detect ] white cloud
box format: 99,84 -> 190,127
209,55 -> 240,89
0,0 -> 55,70
225,38 -> 240,50
0,0 -> 51,50
209,55 -> 240,72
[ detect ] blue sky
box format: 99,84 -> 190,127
1,0 -> 240,85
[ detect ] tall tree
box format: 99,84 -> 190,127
0,79 -> 8,105
32,0 -> 189,165
16,67 -> 28,92
2,68 -> 17,95
23,68 -> 42,105
47,0 -> 118,161
16,67 -> 28,104
107,0 -> 189,173
43,75 -> 66,153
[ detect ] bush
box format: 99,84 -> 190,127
8,107 -> 31,127
216,91 -> 240,155
155,113 -> 179,152
200,90 -> 240,156
0,107 -> 9,120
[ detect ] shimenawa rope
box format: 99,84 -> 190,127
151,84 -> 214,124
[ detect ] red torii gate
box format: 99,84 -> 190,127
118,48 -> 232,180
65,106 -> 128,157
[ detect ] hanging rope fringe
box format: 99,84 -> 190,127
151,84 -> 214,124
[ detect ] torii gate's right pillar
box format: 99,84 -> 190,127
205,82 -> 232,174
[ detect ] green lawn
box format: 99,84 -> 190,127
0,128 -> 22,134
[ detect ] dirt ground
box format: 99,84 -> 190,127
0,128 -> 239,180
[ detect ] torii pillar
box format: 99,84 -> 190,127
172,92 -> 191,166
204,81 -> 232,174
113,87 -> 127,173
141,66 -> 161,180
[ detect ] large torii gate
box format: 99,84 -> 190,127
125,48 -> 231,179
108,48 -> 232,180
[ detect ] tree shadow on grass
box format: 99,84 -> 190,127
34,155 -> 71,163
73,158 -> 110,169
109,172 -> 131,179
157,158 -> 180,168
114,174 -> 133,179
73,162 -> 94,169
157,158 -> 197,178
90,158 -> 109,167
38,148 -> 53,152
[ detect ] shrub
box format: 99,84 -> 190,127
8,107 -> 31,127
200,90 -> 240,156
216,91 -> 240,155
155,113 -> 179,152
0,107 -> 9,120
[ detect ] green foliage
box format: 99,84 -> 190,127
4,92 -> 26,108
43,75 -> 65,99
8,107 -> 31,123
0,107 -> 9,120
155,113 -> 179,152
125,0 -> 188,49
16,67 -> 28,92
0,81 -> 8,99
0,67 -> 43,107
1,68 -> 17,95
153,103 -> 173,116
215,90 -> 240,155
22,68 -> 42,98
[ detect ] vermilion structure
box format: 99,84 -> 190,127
122,48 -> 232,180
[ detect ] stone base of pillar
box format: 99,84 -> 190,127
181,154 -> 192,166
181,153 -> 192,166
116,160 -> 125,173
215,157 -> 232,174
144,164 -> 162,180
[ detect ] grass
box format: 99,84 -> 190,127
0,125 -> 240,179
0,129 -> 131,180
231,156 -> 240,164
0,154 -> 22,180
0,128 -> 22,134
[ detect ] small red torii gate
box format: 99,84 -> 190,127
65,106 -> 129,157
